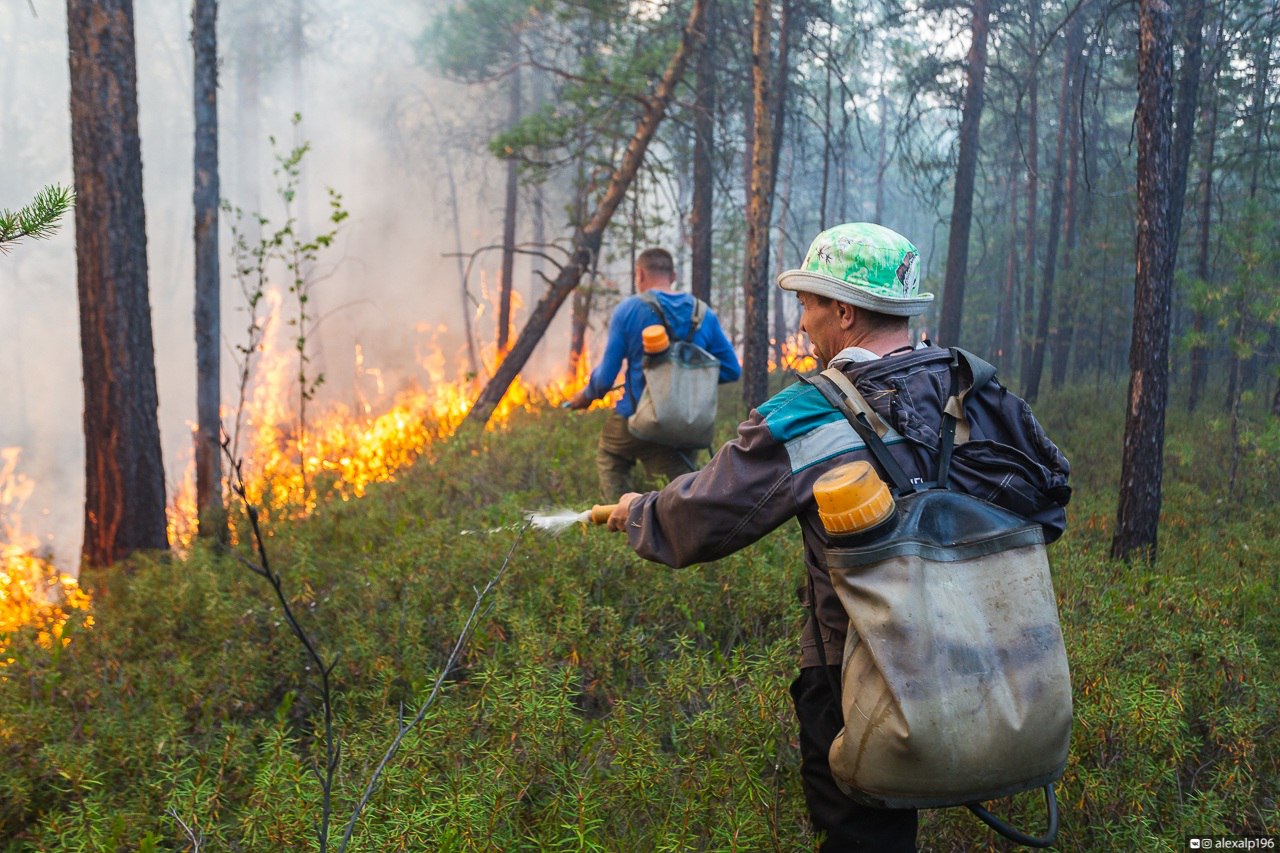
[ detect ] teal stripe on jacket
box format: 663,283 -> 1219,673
758,381 -> 906,473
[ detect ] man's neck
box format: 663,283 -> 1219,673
839,328 -> 911,358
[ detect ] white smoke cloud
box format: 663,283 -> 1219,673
0,0 -> 594,571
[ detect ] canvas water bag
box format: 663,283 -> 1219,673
806,350 -> 1071,847
627,294 -> 720,448
824,488 -> 1072,808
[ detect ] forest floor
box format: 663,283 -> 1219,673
1,378 -> 1277,851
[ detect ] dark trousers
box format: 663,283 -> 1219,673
790,666 -> 918,852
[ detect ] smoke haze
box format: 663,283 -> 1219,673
1,0 -> 594,571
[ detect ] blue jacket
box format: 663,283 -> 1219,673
584,291 -> 741,417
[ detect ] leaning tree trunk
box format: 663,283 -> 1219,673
193,0 -> 223,536
936,0 -> 991,348
465,0 -> 707,427
68,0 -> 169,568
497,64 -> 522,353
1112,0 -> 1175,563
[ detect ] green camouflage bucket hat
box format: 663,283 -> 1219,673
778,222 -> 933,316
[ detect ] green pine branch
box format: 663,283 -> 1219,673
0,184 -> 74,254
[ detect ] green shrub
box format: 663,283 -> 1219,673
1,384 -> 1276,850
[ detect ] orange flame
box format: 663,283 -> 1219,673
1,448 -> 93,674
769,332 -> 818,374
167,285 -> 612,552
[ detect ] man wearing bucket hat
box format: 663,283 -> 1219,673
604,223 -> 1071,851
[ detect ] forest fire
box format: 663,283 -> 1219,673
0,448 -> 92,671
166,288 -> 603,550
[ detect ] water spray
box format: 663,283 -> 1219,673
525,504 -> 617,534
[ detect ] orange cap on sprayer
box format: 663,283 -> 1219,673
812,461 -> 895,536
642,325 -> 669,354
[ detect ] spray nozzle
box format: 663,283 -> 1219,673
586,504 -> 617,524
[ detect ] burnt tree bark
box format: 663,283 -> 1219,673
1112,0 -> 1175,563
465,0 -> 706,427
936,0 -> 991,348
68,0 -> 169,567
193,0 -> 223,536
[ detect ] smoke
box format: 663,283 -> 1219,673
0,0 -> 593,571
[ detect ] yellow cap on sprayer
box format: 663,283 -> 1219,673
812,461 -> 894,536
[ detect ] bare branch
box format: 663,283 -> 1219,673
167,808 -> 204,852
336,521 -> 532,851
219,436 -> 339,852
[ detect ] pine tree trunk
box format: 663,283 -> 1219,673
689,0 -> 715,304
741,0 -> 778,409
995,167 -> 1019,371
1112,0 -> 1175,563
498,65 -> 522,353
1186,67 -> 1217,411
193,0 -> 223,537
465,0 -> 706,427
1049,57 -> 1084,391
68,0 -> 169,568
1025,10 -> 1084,402
1018,0 -> 1040,383
936,0 -> 990,348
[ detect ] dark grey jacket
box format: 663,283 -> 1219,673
623,345 -> 1071,667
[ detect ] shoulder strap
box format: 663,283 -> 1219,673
637,291 -> 673,336
936,347 -> 998,488
640,291 -> 705,343
805,370 -> 917,495
688,299 -> 706,339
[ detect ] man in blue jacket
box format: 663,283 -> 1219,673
568,247 -> 741,499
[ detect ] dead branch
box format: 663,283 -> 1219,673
336,521 -> 531,849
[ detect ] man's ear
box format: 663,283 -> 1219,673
837,301 -> 859,330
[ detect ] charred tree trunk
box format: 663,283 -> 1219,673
689,0 -> 715,304
465,0 -> 706,426
498,64 -> 522,353
1025,10 -> 1084,402
936,0 -> 990,348
193,0 -> 223,536
741,0 -> 782,409
68,0 -> 169,568
1112,0 -> 1175,563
